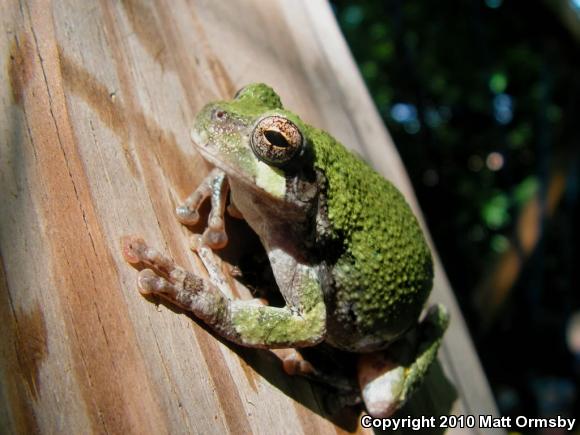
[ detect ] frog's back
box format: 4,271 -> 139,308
310,128 -> 433,352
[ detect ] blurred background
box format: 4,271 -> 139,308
331,0 -> 580,426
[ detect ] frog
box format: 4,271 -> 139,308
121,83 -> 449,418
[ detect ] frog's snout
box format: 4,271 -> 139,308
190,128 -> 209,148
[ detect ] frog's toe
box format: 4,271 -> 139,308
176,205 -> 200,225
227,202 -> 244,219
276,348 -> 316,376
189,232 -> 228,254
121,236 -> 150,265
121,236 -> 189,288
138,268 -> 168,295
202,227 -> 228,249
188,234 -> 203,252
121,236 -> 161,269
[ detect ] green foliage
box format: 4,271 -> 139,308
489,72 -> 508,94
513,176 -> 539,207
482,192 -> 510,230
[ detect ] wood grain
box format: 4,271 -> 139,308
0,0 -> 502,433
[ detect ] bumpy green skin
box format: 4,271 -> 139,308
309,125 -> 433,345
234,84 -> 283,111
194,83 -> 433,350
399,304 -> 449,403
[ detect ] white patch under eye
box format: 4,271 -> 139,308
255,160 -> 285,197
190,128 -> 208,146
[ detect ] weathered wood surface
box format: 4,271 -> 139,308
0,1 -> 502,434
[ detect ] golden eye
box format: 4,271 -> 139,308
250,116 -> 303,166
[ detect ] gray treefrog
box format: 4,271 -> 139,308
122,83 -> 449,418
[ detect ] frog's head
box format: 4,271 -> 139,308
191,83 -> 314,201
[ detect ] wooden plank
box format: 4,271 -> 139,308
0,0 -> 502,433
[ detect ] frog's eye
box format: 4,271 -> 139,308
250,116 -> 303,166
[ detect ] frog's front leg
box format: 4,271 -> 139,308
188,236 -> 357,394
357,304 -> 449,418
176,168 -> 229,249
121,237 -> 326,348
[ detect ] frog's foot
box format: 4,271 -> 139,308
121,235 -> 230,298
121,235 -> 227,319
271,348 -> 358,393
226,202 -> 244,219
176,168 -> 229,249
121,236 -> 190,298
357,304 -> 449,418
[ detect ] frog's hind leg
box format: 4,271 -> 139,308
358,304 -> 449,418
272,348 -> 359,394
176,168 -> 229,249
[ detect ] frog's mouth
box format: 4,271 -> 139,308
191,129 -> 293,206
